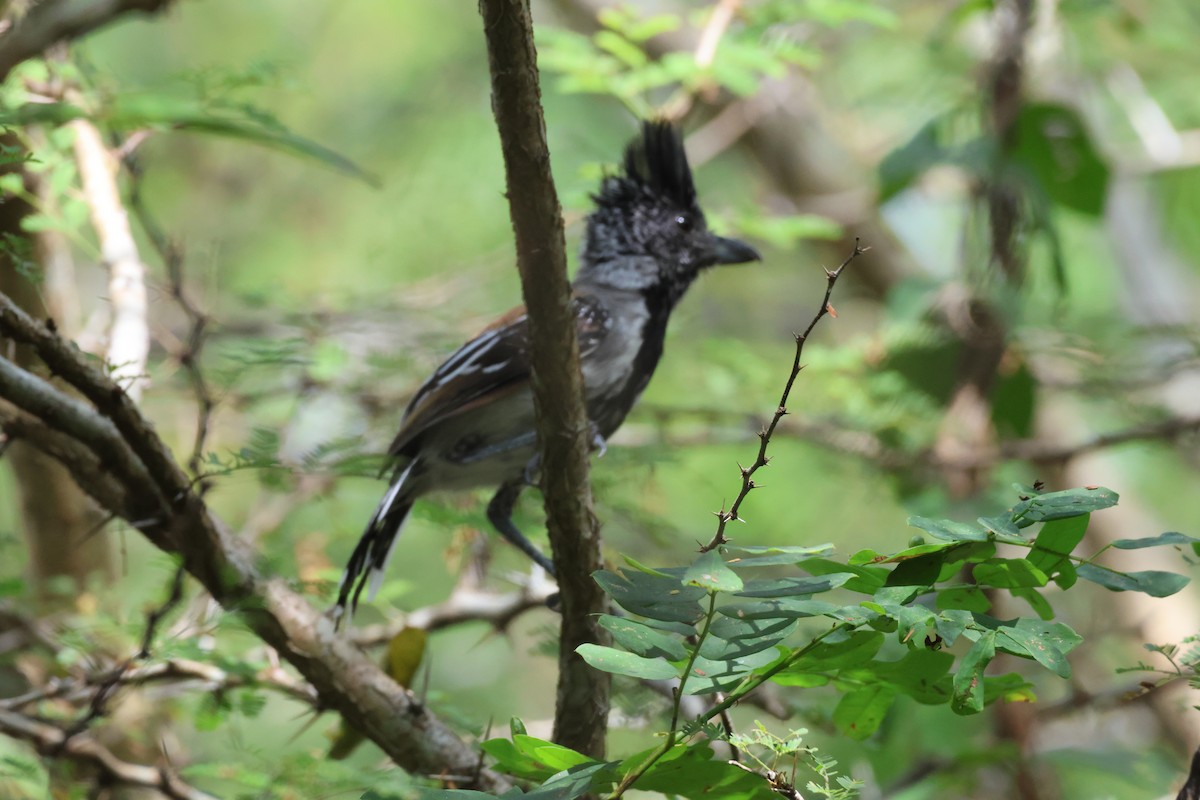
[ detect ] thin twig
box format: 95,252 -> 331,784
0,709 -> 217,800
124,146 -> 214,480
702,240 -> 865,553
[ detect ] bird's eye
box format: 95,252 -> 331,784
675,214 -> 694,232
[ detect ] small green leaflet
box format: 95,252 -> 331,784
1076,564 -> 1190,598
576,644 -> 677,680
682,550 -> 743,592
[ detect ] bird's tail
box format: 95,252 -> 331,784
334,461 -> 415,625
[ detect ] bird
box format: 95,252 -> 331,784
334,120 -> 760,621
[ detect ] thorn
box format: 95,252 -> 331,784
738,462 -> 749,478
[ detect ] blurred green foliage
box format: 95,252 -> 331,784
1,0 -> 1199,798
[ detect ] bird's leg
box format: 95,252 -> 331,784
522,451 -> 541,487
589,422 -> 607,458
487,479 -> 556,575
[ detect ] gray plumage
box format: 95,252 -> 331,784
335,120 -> 759,621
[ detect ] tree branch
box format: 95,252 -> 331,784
0,292 -> 512,792
0,0 -> 175,83
0,709 -> 216,800
71,117 -> 150,402
478,0 -> 610,759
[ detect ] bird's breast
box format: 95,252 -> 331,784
582,299 -> 666,436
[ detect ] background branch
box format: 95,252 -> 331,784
0,292 -> 513,792
0,709 -> 216,800
0,0 -> 174,83
71,117 -> 150,401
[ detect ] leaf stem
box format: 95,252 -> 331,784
608,590 -> 720,800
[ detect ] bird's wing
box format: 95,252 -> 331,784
386,292 -> 611,459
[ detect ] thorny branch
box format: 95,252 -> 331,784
702,240 -> 865,553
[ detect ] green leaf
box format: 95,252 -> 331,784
702,616 -> 798,660
1010,103 -> 1110,216
935,609 -> 972,646
624,14 -> 680,42
597,615 -> 687,661
1011,487 -> 1118,525
990,358 -> 1037,438
724,543 -> 835,567
879,603 -> 936,643
908,516 -> 989,542
1027,515 -> 1088,580
1076,564 -> 1190,598
972,559 -> 1049,589
852,541 -> 965,565
683,649 -> 781,695
803,558 -> 887,594
718,598 -> 836,620
867,648 -> 955,704
626,743 -> 765,800
994,619 -> 1080,678
978,514 -> 1024,540
620,554 -> 675,578
511,735 -> 599,772
1011,586 -> 1054,621
778,630 -> 885,679
593,31 -> 648,68
1110,531 -> 1200,550
878,117 -> 947,202
524,764 -> 614,800
683,550 -> 743,592
735,573 -> 852,598
595,568 -> 705,623
481,739 -> 555,781
935,587 -> 991,613
952,631 -> 995,714
833,684 -> 896,740
884,551 -> 947,587
576,644 -> 677,680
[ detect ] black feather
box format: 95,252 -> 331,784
624,120 -> 697,209
594,120 -> 698,213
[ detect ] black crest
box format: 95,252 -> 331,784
595,120 -> 698,212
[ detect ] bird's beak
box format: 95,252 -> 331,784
710,235 -> 761,266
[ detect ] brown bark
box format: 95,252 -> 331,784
478,0 -> 610,759
0,141 -> 113,605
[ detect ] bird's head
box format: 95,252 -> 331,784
578,121 -> 759,299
